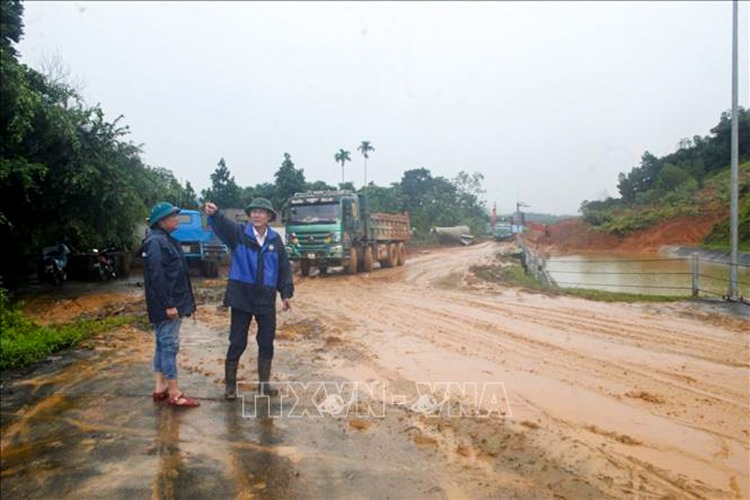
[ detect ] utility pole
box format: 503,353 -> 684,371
728,0 -> 739,300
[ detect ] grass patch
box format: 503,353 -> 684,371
471,263 -> 542,290
698,241 -> 750,253
558,287 -> 683,303
471,252 -> 684,303
0,289 -> 139,370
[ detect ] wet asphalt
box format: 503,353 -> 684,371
0,315 -> 450,499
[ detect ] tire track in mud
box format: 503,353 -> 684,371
345,270 -> 747,371
303,280 -> 747,423
327,245 -> 747,375
303,245 -> 748,405
384,293 -> 747,405
308,284 -> 749,472
292,242 -> 749,499
453,295 -> 748,368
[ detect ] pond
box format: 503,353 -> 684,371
545,252 -> 750,298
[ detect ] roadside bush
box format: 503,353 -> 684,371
703,197 -> 750,251
582,209 -> 613,227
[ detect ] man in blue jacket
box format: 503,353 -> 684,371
205,198 -> 294,399
143,202 -> 199,407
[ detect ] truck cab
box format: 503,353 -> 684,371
171,209 -> 228,277
284,191 -> 361,276
284,190 -> 409,276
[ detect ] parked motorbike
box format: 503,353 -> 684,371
92,248 -> 117,281
38,244 -> 70,285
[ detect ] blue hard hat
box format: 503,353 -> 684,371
148,202 -> 181,228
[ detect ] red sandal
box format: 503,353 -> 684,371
152,388 -> 169,402
167,393 -> 201,408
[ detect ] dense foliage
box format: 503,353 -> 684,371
0,1 -> 489,287
615,109 -> 748,203
0,1 -> 195,285
580,109 -> 749,249
210,155 -> 491,239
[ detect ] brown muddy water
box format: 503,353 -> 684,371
546,251 -> 750,298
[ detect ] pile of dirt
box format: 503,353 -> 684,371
21,291 -> 144,325
528,214 -> 726,253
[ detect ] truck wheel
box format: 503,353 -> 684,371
207,260 -> 219,278
319,266 -> 328,276
300,260 -> 311,277
199,261 -> 210,278
363,245 -> 373,272
396,242 -> 406,266
386,243 -> 398,268
346,247 -> 358,275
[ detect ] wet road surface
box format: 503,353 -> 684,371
2,242 -> 748,498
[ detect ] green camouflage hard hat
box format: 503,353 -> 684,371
148,202 -> 181,228
244,197 -> 277,222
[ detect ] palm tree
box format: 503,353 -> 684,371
357,140 -> 375,187
334,149 -> 351,185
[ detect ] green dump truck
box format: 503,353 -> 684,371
284,190 -> 410,276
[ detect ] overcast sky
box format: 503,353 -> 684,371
17,1 -> 749,215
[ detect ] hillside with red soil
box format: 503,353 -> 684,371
526,214 -> 726,253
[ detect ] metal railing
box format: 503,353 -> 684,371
518,241 -> 749,302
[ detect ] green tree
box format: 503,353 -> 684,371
203,158 -> 241,208
0,3 -> 205,285
655,163 -> 697,194
334,148 -> 351,185
451,171 -> 488,234
400,168 -> 434,213
617,151 -> 662,202
241,182 -> 276,208
453,171 -> 485,201
703,108 -> 750,174
306,180 -> 336,192
182,181 -> 198,209
273,152 -> 305,210
396,168 -> 488,236
0,0 -> 24,56
357,140 -> 374,187
362,182 -> 403,213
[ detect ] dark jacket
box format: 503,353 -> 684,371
142,227 -> 196,324
209,210 -> 294,315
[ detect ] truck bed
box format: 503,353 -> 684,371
367,212 -> 410,242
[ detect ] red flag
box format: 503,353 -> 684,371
491,202 -> 497,229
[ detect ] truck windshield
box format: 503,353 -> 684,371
289,203 -> 340,224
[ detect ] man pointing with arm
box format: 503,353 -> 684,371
205,199 -> 293,399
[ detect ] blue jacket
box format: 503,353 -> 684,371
209,210 -> 294,314
142,228 -> 196,324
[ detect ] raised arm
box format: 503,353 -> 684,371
205,202 -> 242,250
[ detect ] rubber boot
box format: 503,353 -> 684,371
257,358 -> 278,397
224,360 -> 238,400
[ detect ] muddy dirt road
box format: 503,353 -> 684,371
2,242 -> 748,498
